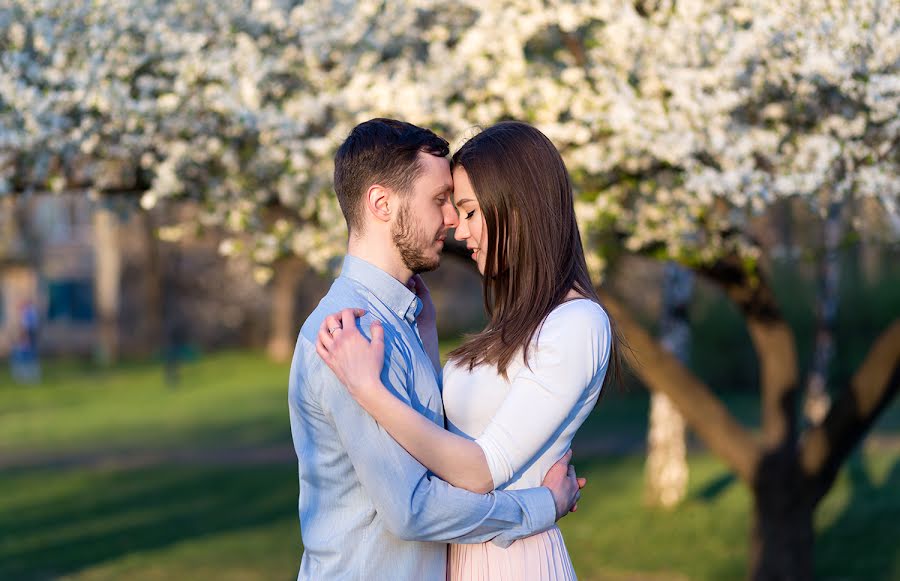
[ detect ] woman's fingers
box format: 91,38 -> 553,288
321,309 -> 368,343
315,337 -> 334,367
370,319 -> 384,346
324,313 -> 342,335
318,325 -> 334,352
340,308 -> 358,334
577,477 -> 587,489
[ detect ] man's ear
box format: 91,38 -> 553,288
365,184 -> 393,223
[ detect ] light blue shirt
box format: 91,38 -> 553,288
288,255 -> 556,581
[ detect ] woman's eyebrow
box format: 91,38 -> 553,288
455,198 -> 474,207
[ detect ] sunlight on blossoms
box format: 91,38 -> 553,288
0,0 -> 896,274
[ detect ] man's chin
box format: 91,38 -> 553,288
413,257 -> 440,274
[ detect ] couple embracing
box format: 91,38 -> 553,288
289,118 -> 620,580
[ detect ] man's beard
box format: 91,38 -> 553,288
392,202 -> 441,274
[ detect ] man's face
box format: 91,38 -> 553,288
391,152 -> 458,274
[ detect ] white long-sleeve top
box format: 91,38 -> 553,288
442,299 -> 612,490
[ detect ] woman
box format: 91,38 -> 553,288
317,121 -> 619,580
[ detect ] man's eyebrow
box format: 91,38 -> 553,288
433,184 -> 453,196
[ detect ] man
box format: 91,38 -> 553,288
288,118 -> 582,580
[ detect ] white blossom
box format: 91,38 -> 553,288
0,0 -> 897,275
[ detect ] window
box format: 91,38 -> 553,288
46,279 -> 94,322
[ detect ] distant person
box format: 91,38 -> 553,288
288,119 -> 585,581
11,299 -> 40,383
317,121 -> 620,579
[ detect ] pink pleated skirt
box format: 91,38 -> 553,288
448,526 -> 577,580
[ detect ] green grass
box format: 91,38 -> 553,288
0,464 -> 300,581
0,352 -> 293,456
1,453 -> 897,581
1,353 -> 898,580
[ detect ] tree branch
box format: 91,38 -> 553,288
700,257 -> 801,451
560,32 -> 587,67
800,319 -> 900,497
598,289 -> 761,483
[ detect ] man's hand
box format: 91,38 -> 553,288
541,450 -> 587,521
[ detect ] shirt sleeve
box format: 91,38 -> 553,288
475,303 -> 611,488
308,334 -> 557,546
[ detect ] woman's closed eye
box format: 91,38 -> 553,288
465,210 -> 476,220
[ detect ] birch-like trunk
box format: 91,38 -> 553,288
644,261 -> 692,508
858,239 -> 880,287
804,202 -> 842,425
93,203 -> 121,365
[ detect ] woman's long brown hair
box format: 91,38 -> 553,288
448,121 -> 622,383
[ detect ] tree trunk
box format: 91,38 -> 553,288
804,202 -> 842,425
858,238 -> 880,287
93,203 -> 121,365
599,288 -> 760,483
162,244 -> 187,388
603,273 -> 900,579
750,456 -> 815,581
801,319 -> 900,493
137,208 -> 163,355
267,256 -> 305,362
701,258 -> 800,451
603,256 -> 900,581
645,262 -> 692,508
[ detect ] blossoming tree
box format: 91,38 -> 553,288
2,0 -> 898,578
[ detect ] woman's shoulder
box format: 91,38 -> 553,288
533,298 -> 611,348
546,298 -> 609,328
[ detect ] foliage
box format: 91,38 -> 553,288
2,0 -> 898,280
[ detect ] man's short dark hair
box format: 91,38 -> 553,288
334,118 -> 449,233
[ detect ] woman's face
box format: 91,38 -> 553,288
452,167 -> 489,275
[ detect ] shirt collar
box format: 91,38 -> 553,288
339,255 -> 422,324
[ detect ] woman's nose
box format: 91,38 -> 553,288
454,220 -> 468,241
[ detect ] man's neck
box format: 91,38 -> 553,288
347,235 -> 413,284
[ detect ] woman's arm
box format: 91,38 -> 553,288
316,308 -> 494,493
352,381 -> 495,493
473,302 -> 611,488
317,302 -> 611,493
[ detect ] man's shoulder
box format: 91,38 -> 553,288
299,279 -> 372,344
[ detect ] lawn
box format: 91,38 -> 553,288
1,352 -> 898,580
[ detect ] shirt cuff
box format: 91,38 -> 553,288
490,486 -> 556,548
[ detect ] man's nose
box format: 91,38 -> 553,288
444,203 -> 459,228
